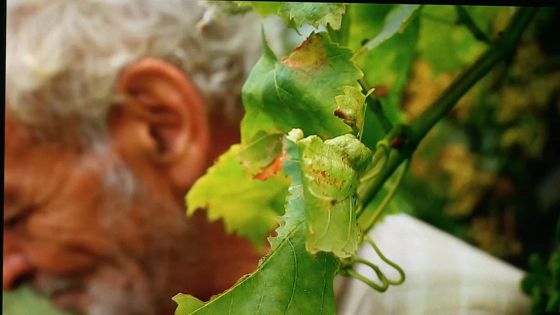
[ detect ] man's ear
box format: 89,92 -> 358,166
110,58 -> 210,192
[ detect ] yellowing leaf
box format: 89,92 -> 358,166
186,145 -> 289,250
236,131 -> 284,176
297,134 -> 372,258
334,85 -> 368,132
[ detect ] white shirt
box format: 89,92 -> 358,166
336,214 -> 531,315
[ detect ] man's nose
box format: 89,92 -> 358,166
3,232 -> 35,290
3,252 -> 34,289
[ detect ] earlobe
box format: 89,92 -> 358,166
110,58 -> 210,191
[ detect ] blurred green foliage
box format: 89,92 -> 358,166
2,285 -> 74,315
522,244 -> 560,314
349,5 -> 560,312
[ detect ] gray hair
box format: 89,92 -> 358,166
6,0 -> 279,145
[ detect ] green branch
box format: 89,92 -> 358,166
358,7 -> 538,227
455,6 -> 492,44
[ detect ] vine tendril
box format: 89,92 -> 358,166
364,235 -> 406,285
341,235 -> 405,292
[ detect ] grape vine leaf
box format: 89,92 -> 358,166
186,145 -> 289,250
241,31 -> 363,147
173,227 -> 338,315
238,2 -> 346,30
3,286 -> 74,315
359,4 -> 420,52
297,134 -> 372,258
175,132 -> 339,315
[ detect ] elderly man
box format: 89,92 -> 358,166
3,1 -> 280,314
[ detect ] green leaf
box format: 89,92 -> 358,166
350,4 -> 420,127
174,228 -> 338,315
3,286 -> 74,315
522,250 -> 560,315
247,2 -> 346,30
186,145 -> 289,250
173,294 -> 205,315
347,4 -> 393,50
296,134 -> 372,258
176,132 -> 339,315
359,5 -> 420,52
417,6 -> 487,74
241,32 -> 363,145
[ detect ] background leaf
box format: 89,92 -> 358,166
359,4 -> 420,52
417,6 -> 487,74
3,286 -> 74,315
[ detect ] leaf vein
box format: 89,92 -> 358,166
255,274 -> 266,315
320,255 -> 327,314
344,198 -> 353,252
284,238 -> 298,314
228,288 -> 234,315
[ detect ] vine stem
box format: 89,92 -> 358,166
359,160 -> 409,232
357,7 -> 538,227
455,6 -> 492,44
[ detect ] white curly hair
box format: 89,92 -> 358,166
6,0 -> 282,144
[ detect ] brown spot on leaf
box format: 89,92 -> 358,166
281,33 -> 327,69
334,108 -> 347,119
253,150 -> 286,181
334,108 -> 356,126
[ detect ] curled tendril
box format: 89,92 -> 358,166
341,235 -> 405,292
364,235 -> 405,285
